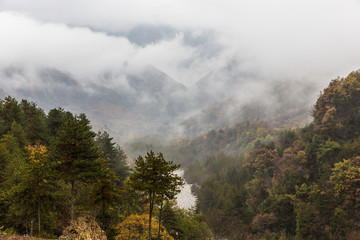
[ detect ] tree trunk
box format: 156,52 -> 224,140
30,219 -> 34,237
158,201 -> 163,239
102,195 -> 106,219
71,180 -> 75,220
38,201 -> 41,236
102,194 -> 107,230
149,198 -> 154,240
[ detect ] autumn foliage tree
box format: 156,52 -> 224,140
331,156 -> 360,226
115,214 -> 174,240
313,71 -> 360,140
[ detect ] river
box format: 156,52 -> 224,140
175,169 -> 197,210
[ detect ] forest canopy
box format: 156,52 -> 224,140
175,70 -> 360,239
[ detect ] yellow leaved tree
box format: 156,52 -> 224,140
115,214 -> 174,240
8,144 -> 54,237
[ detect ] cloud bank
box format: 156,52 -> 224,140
0,0 -> 359,88
0,0 -> 360,140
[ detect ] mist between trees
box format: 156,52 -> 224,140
0,97 -> 212,240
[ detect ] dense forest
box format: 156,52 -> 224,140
0,97 -> 211,239
161,70 -> 360,239
1,70 -> 360,240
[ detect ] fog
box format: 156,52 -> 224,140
2,1 -> 360,84
0,1 -> 360,140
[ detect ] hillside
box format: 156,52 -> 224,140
167,70 -> 360,239
0,66 -> 192,141
0,64 -> 320,145
2,70 -> 360,239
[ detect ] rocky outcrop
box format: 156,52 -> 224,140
59,216 -> 106,240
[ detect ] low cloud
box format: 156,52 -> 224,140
0,11 -> 230,88
0,1 -> 360,139
1,0 -> 360,89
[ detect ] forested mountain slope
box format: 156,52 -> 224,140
2,69 -> 360,239
171,70 -> 360,239
0,66 -> 192,140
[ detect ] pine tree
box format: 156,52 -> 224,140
50,114 -> 100,220
8,121 -> 28,148
8,144 -> 55,236
46,108 -> 73,137
128,151 -> 184,240
0,134 -> 26,229
95,131 -> 129,183
20,100 -> 48,144
90,156 -> 120,232
0,96 -> 23,135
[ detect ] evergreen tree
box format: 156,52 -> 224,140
0,97 -> 23,135
8,144 -> 55,237
90,157 -> 120,232
0,134 -> 26,230
50,113 -> 100,220
20,100 -> 48,144
0,134 -> 25,187
128,151 -> 184,240
95,131 -> 129,183
46,108 -> 73,137
8,121 -> 28,148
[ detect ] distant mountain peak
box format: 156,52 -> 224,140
39,68 -> 79,86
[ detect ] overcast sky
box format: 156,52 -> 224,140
1,0 -> 360,88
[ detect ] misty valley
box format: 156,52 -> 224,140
1,70 -> 360,240
1,1 -> 360,239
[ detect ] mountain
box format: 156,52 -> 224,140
181,79 -> 316,137
181,70 -> 360,240
0,65 -> 318,144
0,66 -> 194,141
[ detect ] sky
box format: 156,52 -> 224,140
1,0 -> 360,90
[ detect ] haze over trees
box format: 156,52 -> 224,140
2,70 -> 360,239
0,97 -> 211,239
155,70 -> 360,239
